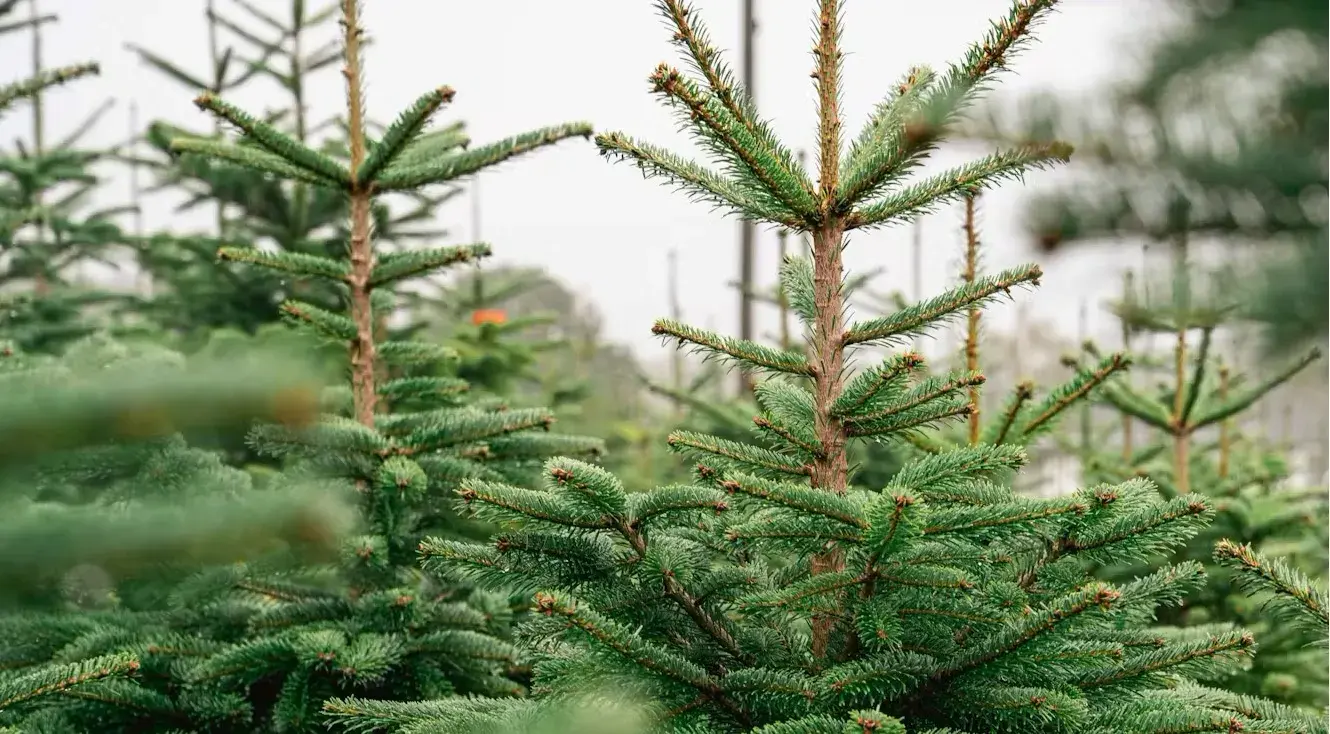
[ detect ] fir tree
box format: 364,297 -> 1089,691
964,0 -> 1328,350
1214,539 -> 1328,646
126,0 -> 463,343
0,334 -> 350,731
648,246 -> 905,489
326,2 -> 1322,732
0,0 -> 134,353
23,0 -> 606,729
1065,242 -> 1327,708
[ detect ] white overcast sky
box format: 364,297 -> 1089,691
4,0 -> 1173,359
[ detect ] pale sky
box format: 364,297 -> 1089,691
4,0 -> 1169,359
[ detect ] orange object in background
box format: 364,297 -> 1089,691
471,308 -> 507,326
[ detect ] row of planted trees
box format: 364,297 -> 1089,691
0,0 -> 1325,732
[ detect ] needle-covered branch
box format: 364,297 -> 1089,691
358,85 -> 456,184
848,142 -> 1072,230
652,318 -> 813,375
1190,346 -> 1320,428
656,0 -> 813,209
0,62 -> 98,115
1214,540 -> 1328,640
191,91 -> 350,184
325,1 -> 1316,731
842,265 -> 1041,347
377,123 -> 593,191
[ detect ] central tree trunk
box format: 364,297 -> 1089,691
341,0 -> 378,427
808,0 -> 848,662
808,221 -> 848,660
809,222 -> 849,495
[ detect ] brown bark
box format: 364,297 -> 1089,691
341,0 -> 378,427
962,195 -> 981,444
808,0 -> 848,661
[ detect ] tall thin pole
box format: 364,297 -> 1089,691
667,249 -> 684,415
736,0 -> 757,396
205,0 -> 229,237
28,0 -> 44,156
28,0 -> 48,295
1013,301 -> 1027,380
776,229 -> 791,351
1217,363 -> 1230,478
1170,234 -> 1191,494
471,176 -> 484,307
129,101 -> 142,238
911,219 -> 923,354
1120,270 -> 1134,461
1078,300 -> 1091,453
130,100 -> 151,297
962,196 -> 981,444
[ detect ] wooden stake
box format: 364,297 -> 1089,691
1217,363 -> 1230,479
667,248 -> 684,416
1120,269 -> 1134,462
962,195 -> 981,444
736,0 -> 758,397
911,219 -> 923,354
776,229 -> 791,351
28,0 -> 48,295
1170,236 -> 1190,494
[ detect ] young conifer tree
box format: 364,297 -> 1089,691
89,0 -> 604,729
127,0 -> 463,342
963,0 -> 1327,351
325,2 -> 1324,732
0,334 -> 348,731
0,0 -> 133,353
1066,241 -> 1327,708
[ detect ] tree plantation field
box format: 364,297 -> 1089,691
0,1 -> 1325,732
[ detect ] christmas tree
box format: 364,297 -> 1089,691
0,334 -> 350,730
21,0 -> 605,728
963,0 -> 1328,351
325,2 -> 1323,731
1065,240 -> 1327,708
645,243 -> 905,489
0,0 -> 135,354
125,0 -> 464,343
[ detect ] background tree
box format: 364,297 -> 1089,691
124,0 -> 461,344
51,0 -> 606,728
1065,241 -> 1327,708
0,0 -> 136,353
326,2 -> 1321,732
965,0 -> 1328,351
0,334 -> 351,732
887,195 -> 1130,502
